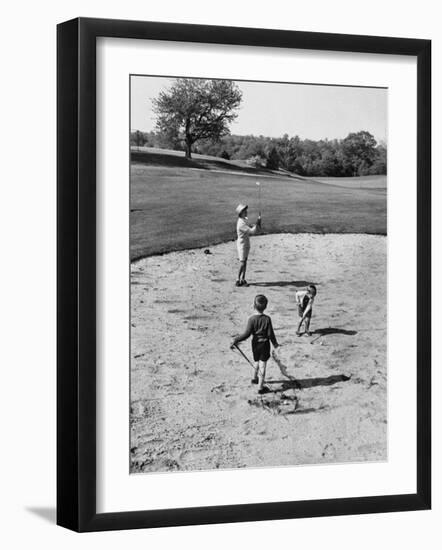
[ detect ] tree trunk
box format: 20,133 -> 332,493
185,139 -> 192,159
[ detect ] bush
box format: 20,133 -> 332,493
265,147 -> 280,170
246,155 -> 265,168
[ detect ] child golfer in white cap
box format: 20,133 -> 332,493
235,204 -> 261,287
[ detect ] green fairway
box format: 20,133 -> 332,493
313,175 -> 387,189
130,150 -> 386,260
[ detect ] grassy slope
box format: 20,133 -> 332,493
130,149 -> 386,260
313,175 -> 387,189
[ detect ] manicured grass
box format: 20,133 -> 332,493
313,175 -> 387,189
130,150 -> 386,260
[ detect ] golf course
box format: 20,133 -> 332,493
129,147 -> 387,474
130,147 -> 386,260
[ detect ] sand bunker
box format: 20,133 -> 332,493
130,233 -> 387,473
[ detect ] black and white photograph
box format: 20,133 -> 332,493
129,75 -> 388,473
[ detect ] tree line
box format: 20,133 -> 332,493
132,78 -> 386,177
131,129 -> 387,177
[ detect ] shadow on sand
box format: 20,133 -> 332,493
268,374 -> 351,391
250,280 -> 317,288
313,327 -> 357,336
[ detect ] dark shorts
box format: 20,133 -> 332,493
298,305 -> 312,318
252,339 -> 271,362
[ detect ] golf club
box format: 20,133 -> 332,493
231,343 -> 255,369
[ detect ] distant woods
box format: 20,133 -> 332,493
131,129 -> 387,177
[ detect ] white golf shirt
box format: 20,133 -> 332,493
236,217 -> 258,260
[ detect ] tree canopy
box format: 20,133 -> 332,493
340,131 -> 378,176
152,79 -> 242,158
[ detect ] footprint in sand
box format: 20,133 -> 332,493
322,443 -> 336,459
184,315 -> 206,320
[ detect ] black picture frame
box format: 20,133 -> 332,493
57,17 -> 431,532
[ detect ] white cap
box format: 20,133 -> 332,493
236,204 -> 248,216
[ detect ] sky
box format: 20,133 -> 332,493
130,75 -> 387,143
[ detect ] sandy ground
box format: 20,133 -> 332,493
130,234 -> 387,473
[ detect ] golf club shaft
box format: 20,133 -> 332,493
233,344 -> 254,367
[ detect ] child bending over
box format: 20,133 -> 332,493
295,284 -> 317,336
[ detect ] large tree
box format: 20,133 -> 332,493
152,78 -> 242,159
340,131 -> 378,176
